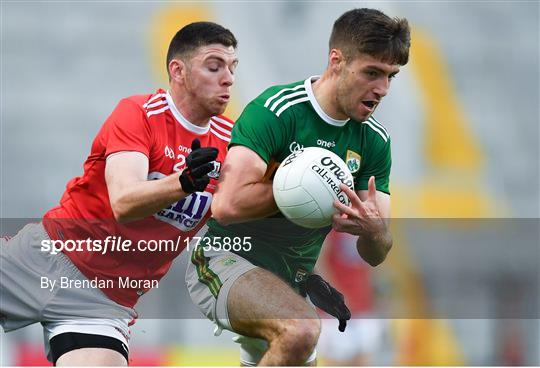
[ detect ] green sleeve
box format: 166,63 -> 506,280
355,137 -> 392,194
229,101 -> 289,164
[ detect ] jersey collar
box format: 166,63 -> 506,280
304,76 -> 350,127
165,91 -> 210,135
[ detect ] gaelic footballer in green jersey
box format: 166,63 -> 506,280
186,8 -> 410,366
205,76 -> 391,288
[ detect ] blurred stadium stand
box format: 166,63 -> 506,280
1,1 -> 538,366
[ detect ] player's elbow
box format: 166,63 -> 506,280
111,207 -> 128,224
211,204 -> 238,226
364,250 -> 388,267
366,254 -> 386,267
359,236 -> 393,267
110,200 -> 132,224
372,241 -> 393,267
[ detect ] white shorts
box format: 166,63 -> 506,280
185,246 -> 316,366
0,223 -> 136,361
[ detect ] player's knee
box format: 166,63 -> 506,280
278,318 -> 320,358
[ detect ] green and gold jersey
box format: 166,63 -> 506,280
207,76 -> 392,288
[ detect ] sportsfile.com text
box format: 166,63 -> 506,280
40,236 -> 253,255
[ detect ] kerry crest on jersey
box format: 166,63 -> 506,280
346,150 -> 361,174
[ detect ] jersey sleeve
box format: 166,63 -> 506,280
229,102 -> 289,164
355,137 -> 392,195
104,98 -> 152,158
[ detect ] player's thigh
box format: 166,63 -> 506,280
56,347 -> 126,366
227,267 -> 318,341
185,247 -> 318,336
186,247 -> 258,325
186,249 -> 319,365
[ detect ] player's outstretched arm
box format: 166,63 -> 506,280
332,176 -> 393,266
211,145 -> 279,225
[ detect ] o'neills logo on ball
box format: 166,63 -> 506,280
320,156 -> 353,187
311,156 -> 353,204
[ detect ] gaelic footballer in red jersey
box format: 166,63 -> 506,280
44,90 -> 234,308
0,21 -> 238,366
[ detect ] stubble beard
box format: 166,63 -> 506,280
184,72 -> 223,118
336,80 -> 358,122
338,86 -> 370,122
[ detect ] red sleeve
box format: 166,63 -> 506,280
104,98 -> 152,158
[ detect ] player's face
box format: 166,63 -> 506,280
336,53 -> 400,122
184,44 -> 238,116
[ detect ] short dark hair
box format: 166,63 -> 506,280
329,8 -> 410,65
166,22 -> 237,74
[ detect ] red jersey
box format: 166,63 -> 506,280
43,89 -> 233,307
324,231 -> 374,314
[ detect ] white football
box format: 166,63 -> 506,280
272,147 -> 354,228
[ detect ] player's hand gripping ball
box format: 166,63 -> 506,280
273,147 -> 354,228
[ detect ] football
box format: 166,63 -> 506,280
272,147 -> 354,228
